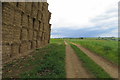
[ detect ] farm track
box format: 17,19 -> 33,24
64,41 -> 93,78
71,42 -> 118,78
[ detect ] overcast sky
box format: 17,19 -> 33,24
47,0 -> 119,38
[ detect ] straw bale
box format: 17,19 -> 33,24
34,19 -> 39,30
28,41 -> 32,50
22,13 -> 28,28
31,40 -> 36,49
14,10 -> 21,26
31,2 -> 38,18
2,24 -> 13,44
20,42 -> 28,53
11,44 -> 20,55
18,2 -> 25,12
13,27 -> 21,43
33,31 -> 37,40
38,2 -> 43,10
38,10 -> 42,21
28,29 -> 33,41
21,28 -> 28,41
25,2 -> 32,16
2,4 -> 14,25
28,17 -> 33,29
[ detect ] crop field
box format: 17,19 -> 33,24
69,38 -> 118,65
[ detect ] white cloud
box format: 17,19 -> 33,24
51,29 -> 62,33
89,17 -> 118,31
51,34 -> 65,38
47,0 -> 119,38
48,0 -> 119,29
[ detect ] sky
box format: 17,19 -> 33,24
47,0 -> 119,38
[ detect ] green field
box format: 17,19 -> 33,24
50,38 -> 65,44
3,39 -> 66,78
69,38 -> 118,65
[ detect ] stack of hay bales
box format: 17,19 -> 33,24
2,2 -> 51,63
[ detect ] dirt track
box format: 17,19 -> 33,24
65,41 -> 93,78
71,42 -> 118,78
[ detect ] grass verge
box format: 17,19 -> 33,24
70,43 -> 112,78
3,43 -> 66,78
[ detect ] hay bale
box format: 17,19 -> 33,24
45,24 -> 51,32
12,2 -> 17,7
36,40 -> 41,48
42,32 -> 45,41
28,41 -> 32,50
28,17 -> 33,29
12,27 -> 21,43
33,2 -> 38,8
17,2 -> 25,12
11,44 -> 20,55
44,32 -> 47,40
45,32 -> 48,40
40,22 -> 44,31
40,31 -> 43,37
40,40 -> 43,47
2,4 -> 14,25
31,2 -> 38,18
33,31 -> 37,40
31,8 -> 38,18
2,2 -> 51,63
2,44 -> 12,62
21,28 -> 28,41
2,44 -> 11,55
38,10 -> 42,21
31,40 -> 36,49
42,11 -> 51,24
28,29 -> 33,41
42,2 -> 48,12
25,2 -> 32,16
41,40 -> 45,47
34,19 -> 39,30
20,42 -> 28,53
45,40 -> 48,45
14,10 -> 21,27
43,23 -> 48,31
38,31 -> 42,38
22,13 -> 28,28
2,24 -> 13,44
3,2 -> 17,7
38,2 -> 43,10
42,13 -> 48,24
36,33 -> 41,41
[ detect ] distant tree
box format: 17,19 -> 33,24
98,37 -> 101,40
80,37 -> 84,39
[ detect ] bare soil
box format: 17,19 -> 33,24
71,42 -> 118,78
65,41 -> 93,78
